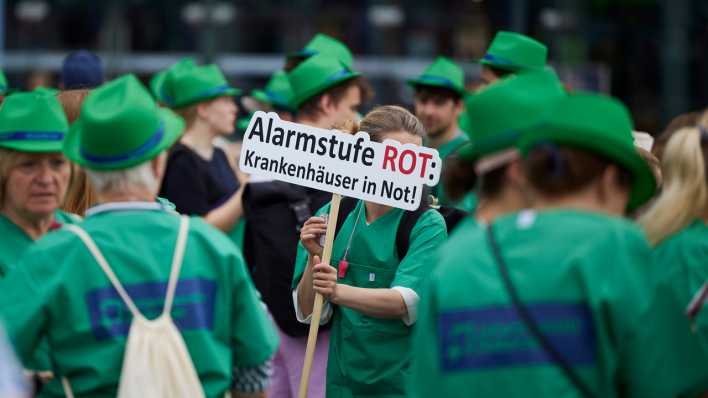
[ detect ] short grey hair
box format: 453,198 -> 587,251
86,161 -> 159,194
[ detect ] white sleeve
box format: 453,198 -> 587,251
292,288 -> 333,325
391,286 -> 420,326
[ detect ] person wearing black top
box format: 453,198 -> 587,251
157,63 -> 246,234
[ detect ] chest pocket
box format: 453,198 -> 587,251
335,258 -> 397,291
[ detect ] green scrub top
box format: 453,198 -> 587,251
292,200 -> 447,397
623,219 -> 708,397
0,210 -> 79,278
409,209 -> 656,398
0,204 -> 278,398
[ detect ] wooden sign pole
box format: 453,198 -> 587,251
297,193 -> 342,398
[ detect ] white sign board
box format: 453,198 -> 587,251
239,111 -> 442,210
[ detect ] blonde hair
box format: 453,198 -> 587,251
639,127 -> 708,245
344,105 -> 425,142
62,164 -> 97,216
0,148 -> 25,207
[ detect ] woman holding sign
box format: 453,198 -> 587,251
293,105 -> 447,397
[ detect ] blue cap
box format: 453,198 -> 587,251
61,50 -> 104,90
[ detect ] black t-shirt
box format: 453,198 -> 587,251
159,143 -> 240,216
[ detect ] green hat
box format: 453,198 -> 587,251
149,57 -> 196,105
251,70 -> 295,111
288,54 -> 361,109
457,69 -> 566,162
0,91 -> 68,152
480,31 -> 548,72
0,70 -> 9,95
64,74 -> 185,171
407,56 -> 466,96
518,94 -> 657,210
166,64 -> 241,109
287,33 -> 354,68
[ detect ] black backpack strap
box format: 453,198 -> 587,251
395,206 -> 428,261
335,197 -> 359,240
486,224 -> 595,398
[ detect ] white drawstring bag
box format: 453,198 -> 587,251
62,216 -> 205,398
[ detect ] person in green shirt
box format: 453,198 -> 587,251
408,57 -> 470,208
629,125 -> 708,397
293,105 -> 448,397
410,93 -> 658,398
0,75 -> 278,398
0,91 -> 76,278
0,90 -> 77,394
444,69 -> 566,228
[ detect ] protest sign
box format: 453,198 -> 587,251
239,111 -> 442,210
239,111 -> 442,398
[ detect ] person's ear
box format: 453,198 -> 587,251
453,98 -> 464,116
151,152 -> 168,183
320,94 -> 335,115
195,101 -> 211,121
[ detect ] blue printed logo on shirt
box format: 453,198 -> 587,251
438,302 -> 596,371
86,277 -> 217,340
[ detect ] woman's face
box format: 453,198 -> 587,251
201,96 -> 238,136
2,152 -> 71,220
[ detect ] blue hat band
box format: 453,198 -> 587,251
265,89 -> 290,107
482,53 -> 519,68
0,131 -> 64,142
326,68 -> 354,83
418,74 -> 458,90
80,123 -> 164,165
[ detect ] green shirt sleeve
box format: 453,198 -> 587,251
0,250 -> 51,364
229,247 -> 279,367
391,209 -> 447,293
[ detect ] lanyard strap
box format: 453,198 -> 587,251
486,223 -> 595,398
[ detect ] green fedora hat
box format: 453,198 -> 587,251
149,57 -> 196,105
167,64 -> 241,109
251,70 -> 295,111
408,56 -> 466,96
457,69 -> 566,162
64,74 -> 185,171
288,54 -> 361,109
480,31 -> 548,72
287,33 -> 354,68
518,94 -> 657,211
0,91 -> 68,152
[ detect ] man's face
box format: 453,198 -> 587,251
327,84 -> 361,127
413,90 -> 462,138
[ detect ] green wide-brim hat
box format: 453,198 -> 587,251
0,90 -> 69,152
64,74 -> 185,171
250,70 -> 295,111
407,56 -> 466,96
150,57 -> 196,105
287,33 -> 354,68
457,69 -> 566,162
518,94 -> 657,211
168,64 -> 241,109
480,31 -> 548,72
288,54 -> 361,109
